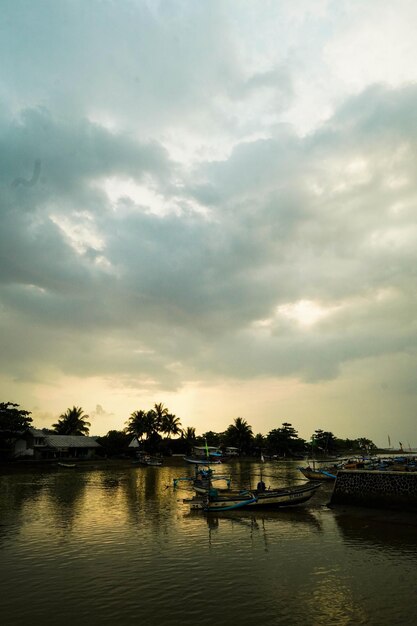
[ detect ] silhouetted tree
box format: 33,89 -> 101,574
0,402 -> 33,458
311,429 -> 337,455
201,431 -> 222,447
98,430 -> 131,457
181,427 -> 196,454
223,417 -> 253,454
161,414 -> 182,439
152,403 -> 169,431
52,406 -> 90,436
267,422 -> 305,456
0,402 -> 32,431
125,410 -> 148,440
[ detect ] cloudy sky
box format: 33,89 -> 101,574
1,0 -> 417,445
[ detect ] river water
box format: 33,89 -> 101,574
1,460 -> 416,626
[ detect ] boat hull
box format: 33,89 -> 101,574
204,496 -> 257,512
298,467 -> 336,481
248,483 -> 321,508
183,457 -> 222,465
184,491 -> 257,512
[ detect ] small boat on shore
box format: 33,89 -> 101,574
57,462 -> 76,468
133,454 -> 163,467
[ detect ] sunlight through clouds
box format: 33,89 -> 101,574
1,0 -> 417,443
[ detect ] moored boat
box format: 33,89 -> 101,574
191,474 -> 321,508
298,465 -> 338,481
173,466 -> 231,490
133,454 -> 163,467
248,482 -> 321,508
185,488 -> 257,512
183,456 -> 222,465
188,466 -> 321,509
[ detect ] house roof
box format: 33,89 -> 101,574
28,428 -> 48,437
44,435 -> 101,448
26,428 -> 101,448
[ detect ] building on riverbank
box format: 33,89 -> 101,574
13,428 -> 101,460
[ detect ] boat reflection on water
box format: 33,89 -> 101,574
184,507 -> 323,541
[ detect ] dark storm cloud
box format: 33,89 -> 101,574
2,84 -> 417,387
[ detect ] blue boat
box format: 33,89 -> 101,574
184,487 -> 257,512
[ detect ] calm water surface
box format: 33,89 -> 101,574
1,460 -> 416,626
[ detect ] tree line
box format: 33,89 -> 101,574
0,401 -> 378,459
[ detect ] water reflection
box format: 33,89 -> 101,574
184,508 -> 323,553
191,508 -> 323,533
335,509 -> 417,556
0,473 -> 46,547
1,464 -> 417,626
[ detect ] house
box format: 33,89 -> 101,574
192,445 -> 222,459
128,436 -> 141,450
14,428 -> 102,460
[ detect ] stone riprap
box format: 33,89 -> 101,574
330,470 -> 417,511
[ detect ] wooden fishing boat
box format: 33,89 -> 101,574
193,467 -> 231,493
191,473 -> 321,508
57,462 -> 76,468
204,492 -> 257,512
298,465 -> 337,481
248,482 -> 321,508
183,456 -> 222,465
183,445 -> 224,465
173,466 -> 231,491
185,489 -> 257,512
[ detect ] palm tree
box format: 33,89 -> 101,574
224,417 -> 253,454
125,410 -> 148,441
141,409 -> 159,438
181,426 -> 196,455
161,413 -> 182,440
52,406 -> 91,436
152,403 -> 169,432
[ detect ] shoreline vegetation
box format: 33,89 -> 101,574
0,400 -> 406,464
